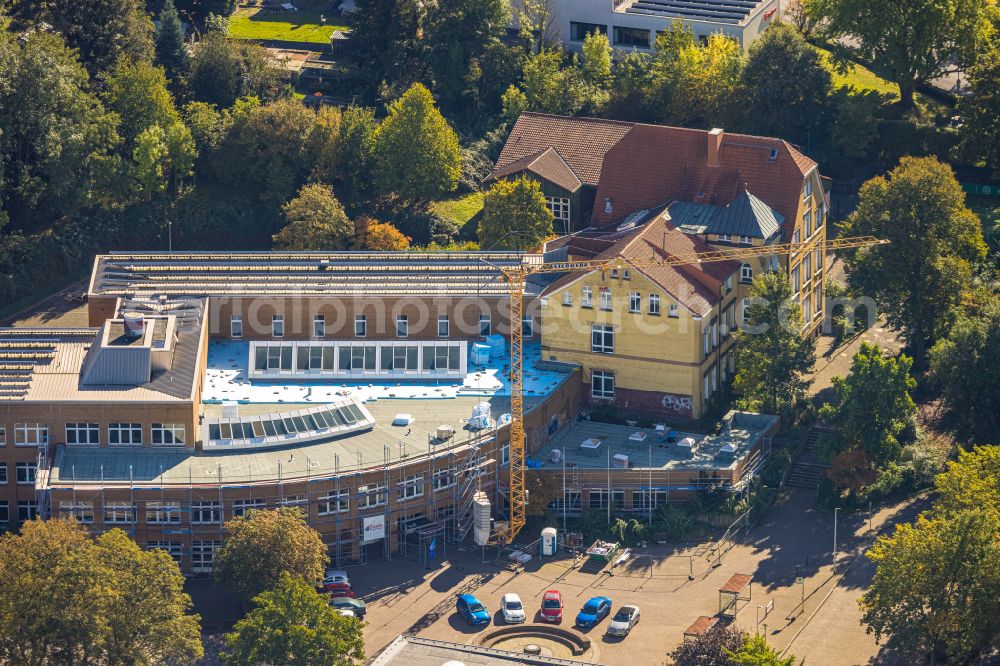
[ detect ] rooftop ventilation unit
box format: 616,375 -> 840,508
122,312 -> 145,339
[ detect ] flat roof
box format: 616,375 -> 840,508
371,636 -> 597,666
530,412 -> 777,472
50,395 -> 517,486
89,251 -> 538,298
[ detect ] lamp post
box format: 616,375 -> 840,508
833,507 -> 839,559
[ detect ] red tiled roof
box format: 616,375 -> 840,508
541,214 -> 740,316
492,113 -> 635,186
487,146 -> 583,193
592,125 -> 815,241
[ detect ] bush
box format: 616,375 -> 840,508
650,504 -> 694,541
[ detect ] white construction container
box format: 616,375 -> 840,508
473,491 -> 491,546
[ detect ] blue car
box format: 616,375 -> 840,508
456,593 -> 491,626
575,596 -> 612,628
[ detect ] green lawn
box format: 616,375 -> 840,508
430,192 -> 485,227
228,7 -> 348,44
814,47 -> 899,99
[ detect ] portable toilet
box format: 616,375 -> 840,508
541,527 -> 558,556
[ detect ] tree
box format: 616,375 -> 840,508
371,83 -> 461,204
359,219 -> 411,250
739,23 -> 832,149
664,33 -> 744,127
33,0 -> 155,75
608,50 -> 656,121
579,31 -> 612,113
928,290 -> 1000,445
478,176 -> 553,250
726,633 -> 797,666
516,48 -> 588,116
0,519 -> 202,664
189,31 -> 282,108
933,446 -> 1000,517
958,45 -> 1000,175
732,271 -> 815,413
214,508 -> 329,602
155,0 -> 189,82
841,157 -> 987,361
0,25 -> 121,228
272,185 -> 355,251
104,59 -> 181,147
809,0 -> 996,108
819,342 -> 915,467
222,572 -> 365,666
860,509 -> 1000,663
669,625 -> 745,666
337,106 -> 378,206
786,0 -> 821,38
131,122 -> 197,200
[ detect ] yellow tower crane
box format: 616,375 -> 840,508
499,235 -> 889,544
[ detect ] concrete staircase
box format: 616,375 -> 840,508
784,426 -> 837,490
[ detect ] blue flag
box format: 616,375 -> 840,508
428,538 -> 437,559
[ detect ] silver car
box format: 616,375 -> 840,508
606,605 -> 640,637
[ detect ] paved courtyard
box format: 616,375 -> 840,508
343,489 -> 925,665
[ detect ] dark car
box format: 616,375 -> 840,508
329,596 -> 367,619
456,593 -> 491,626
575,596 -> 612,628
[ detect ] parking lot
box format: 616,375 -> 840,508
348,489 -> 926,665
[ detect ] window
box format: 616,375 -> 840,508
703,329 -> 711,356
0,427 -> 5,445
437,315 -> 449,338
501,443 -> 510,465
358,484 -> 388,509
740,264 -> 753,283
433,467 -> 456,490
570,21 -> 607,41
814,247 -> 823,274
814,285 -> 823,314
313,315 -> 325,338
151,423 -> 185,446
803,179 -> 813,201
0,463 -> 5,484
522,317 -> 534,338
610,269 -> 618,279
581,286 -> 593,308
629,292 -> 641,313
792,266 -> 801,293
15,423 -> 47,446
562,291 -> 573,306
191,541 -> 221,572
721,311 -> 728,336
272,315 -> 284,338
591,324 -> 614,354
148,541 -> 182,564
66,423 -> 99,446
592,370 -> 615,399
479,314 -> 491,337
668,303 -> 678,318
725,276 -> 733,292
599,289 -> 612,311
18,500 -> 38,522
803,254 -> 812,277
792,229 -> 800,245
147,502 -> 181,524
741,298 -> 750,323
545,197 -> 571,232
703,374 -> 710,400
394,315 -> 408,338
16,462 -> 36,485
230,499 -> 263,518
317,490 -> 349,515
740,235 -> 752,245
589,489 -> 625,510
718,234 -> 732,242
648,294 -> 661,315
230,315 -> 243,338
804,209 -> 813,237
622,269 -> 630,280
354,315 -> 367,337
108,423 -> 142,446
613,26 -> 650,48
0,502 -> 8,525
104,502 -> 135,524
633,489 -> 669,512
60,501 -> 94,523
191,501 -> 221,524
397,474 -> 424,500
802,296 -> 812,324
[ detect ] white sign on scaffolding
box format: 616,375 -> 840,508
362,515 -> 385,543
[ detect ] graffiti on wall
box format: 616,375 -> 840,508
661,393 -> 693,413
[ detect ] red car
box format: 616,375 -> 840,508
540,589 -> 563,623
318,581 -> 356,598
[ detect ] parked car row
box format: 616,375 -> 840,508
317,569 -> 367,620
454,590 -> 639,637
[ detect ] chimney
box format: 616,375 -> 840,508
707,128 -> 724,168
